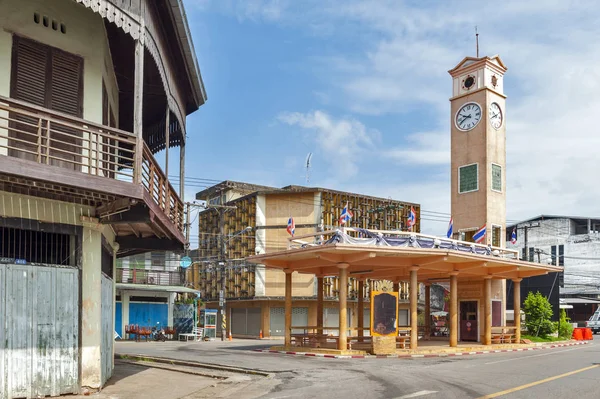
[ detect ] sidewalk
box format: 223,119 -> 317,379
71,360 -> 216,399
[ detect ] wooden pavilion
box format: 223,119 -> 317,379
247,228 -> 564,353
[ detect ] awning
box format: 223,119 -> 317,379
116,283 -> 200,294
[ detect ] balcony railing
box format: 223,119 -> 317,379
116,268 -> 183,286
0,95 -> 184,233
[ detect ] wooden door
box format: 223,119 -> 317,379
460,301 -> 478,341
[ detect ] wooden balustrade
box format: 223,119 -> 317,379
141,144 -> 184,231
0,95 -> 184,233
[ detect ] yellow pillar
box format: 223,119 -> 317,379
317,276 -> 324,334
358,278 -> 364,339
449,272 -> 458,347
284,270 -> 292,348
410,267 -> 418,350
484,276 -> 492,345
424,283 -> 431,339
338,263 -> 349,351
513,278 -> 522,343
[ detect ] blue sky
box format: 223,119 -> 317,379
174,0 -> 600,244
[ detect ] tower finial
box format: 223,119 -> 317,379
475,26 -> 479,58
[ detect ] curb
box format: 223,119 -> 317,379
252,341 -> 590,359
115,354 -> 272,376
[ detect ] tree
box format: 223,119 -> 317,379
523,291 -> 556,337
558,309 -> 574,339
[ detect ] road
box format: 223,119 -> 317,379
115,337 -> 599,398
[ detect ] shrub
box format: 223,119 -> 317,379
523,291 -> 556,337
558,309 -> 574,339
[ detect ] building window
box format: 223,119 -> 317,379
528,247 -> 535,262
492,164 -> 502,192
491,225 -> 501,247
151,252 -> 165,269
459,164 -> 478,193
551,245 -> 557,265
558,244 -> 564,266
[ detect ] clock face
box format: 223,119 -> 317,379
455,102 -> 482,131
489,102 -> 503,129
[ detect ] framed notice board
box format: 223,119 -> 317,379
370,291 -> 398,336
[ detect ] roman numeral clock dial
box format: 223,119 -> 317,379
455,102 -> 482,131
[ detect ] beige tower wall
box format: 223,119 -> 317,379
450,88 -> 507,246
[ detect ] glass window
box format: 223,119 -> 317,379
492,164 -> 502,191
492,226 -> 501,247
459,164 -> 478,193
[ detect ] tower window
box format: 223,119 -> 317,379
491,225 -> 501,247
492,164 -> 502,192
459,163 -> 478,193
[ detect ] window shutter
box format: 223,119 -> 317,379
50,49 -> 83,117
11,36 -> 48,107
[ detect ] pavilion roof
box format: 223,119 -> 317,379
247,229 -> 563,282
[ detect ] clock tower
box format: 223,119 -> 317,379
449,55 -> 507,247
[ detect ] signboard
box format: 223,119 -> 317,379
370,291 -> 399,336
219,290 -> 225,307
179,256 -> 192,269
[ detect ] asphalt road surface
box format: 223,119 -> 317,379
115,337 -> 600,399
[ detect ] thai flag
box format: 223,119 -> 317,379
510,227 -> 517,244
473,224 -> 486,243
447,217 -> 453,238
407,206 -> 416,228
287,216 -> 295,236
339,202 -> 353,225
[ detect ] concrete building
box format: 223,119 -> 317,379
506,215 -> 600,322
0,0 -> 205,397
189,181 -> 426,338
115,251 -> 200,339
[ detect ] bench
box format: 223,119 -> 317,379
179,327 -> 204,341
491,327 -> 517,344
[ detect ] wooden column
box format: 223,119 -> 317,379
164,107 -> 170,179
513,278 -> 522,343
424,283 -> 431,339
484,276 -> 492,345
317,276 -> 324,333
338,263 -> 349,351
410,267 -> 418,350
449,272 -> 458,347
284,270 -> 293,348
357,278 -> 364,339
179,140 -> 185,199
133,39 -> 144,184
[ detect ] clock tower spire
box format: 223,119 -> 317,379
448,55 -> 507,247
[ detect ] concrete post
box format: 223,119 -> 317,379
338,263 -> 349,351
424,283 -> 431,339
484,277 -> 492,345
410,267 -> 419,350
358,278 -> 364,339
513,278 -> 522,343
284,270 -> 293,348
449,272 -> 458,347
317,276 -> 324,334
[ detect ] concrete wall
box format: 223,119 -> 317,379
457,279 -> 505,343
507,217 -> 600,287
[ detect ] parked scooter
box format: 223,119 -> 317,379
151,322 -> 167,342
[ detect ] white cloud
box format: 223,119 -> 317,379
277,110 -> 379,179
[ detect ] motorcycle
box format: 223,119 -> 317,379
151,322 -> 167,342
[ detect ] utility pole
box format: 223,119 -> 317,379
517,223 -> 540,261
185,202 -> 191,256
207,204 -> 236,341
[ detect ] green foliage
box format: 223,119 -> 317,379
521,334 -> 562,343
523,291 -> 556,337
558,309 -> 574,339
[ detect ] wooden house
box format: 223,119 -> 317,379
0,0 -> 205,396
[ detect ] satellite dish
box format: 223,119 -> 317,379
305,153 -> 313,184
180,256 -> 192,269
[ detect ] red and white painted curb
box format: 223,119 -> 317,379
252,341 -> 590,359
